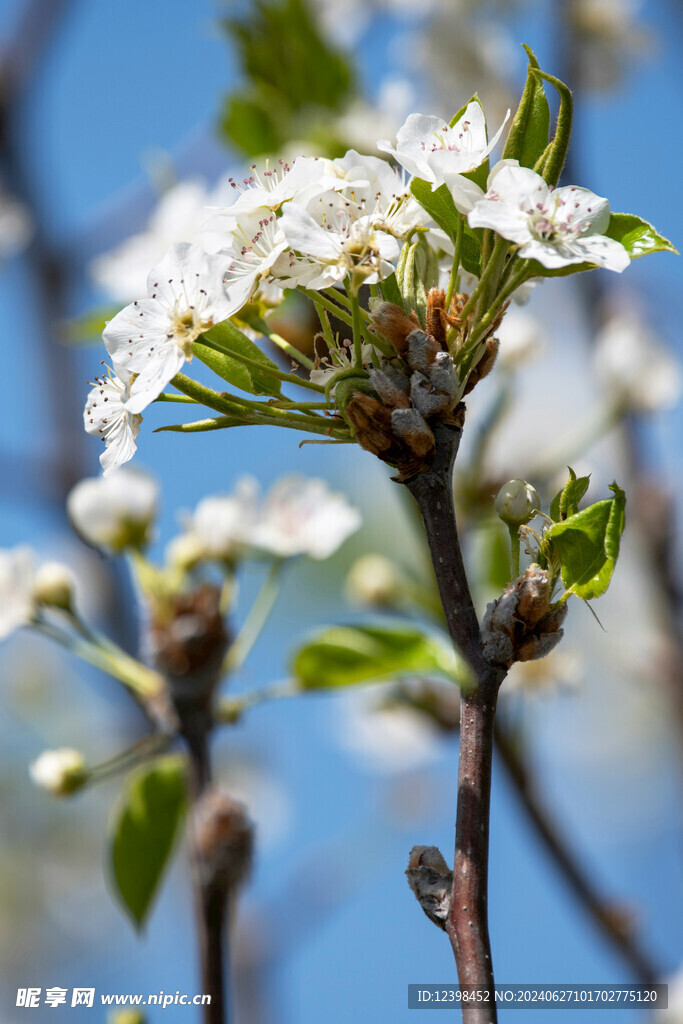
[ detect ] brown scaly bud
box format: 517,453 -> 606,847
410,371 -> 454,418
440,399 -> 466,430
426,288 -> 448,348
369,368 -> 410,409
406,845 -> 453,931
391,408 -> 436,459
150,584 -> 229,705
481,564 -> 567,668
463,335 -> 500,395
406,328 -> 441,374
344,392 -> 398,459
370,301 -> 420,355
193,789 -> 254,899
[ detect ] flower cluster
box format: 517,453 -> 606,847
85,81 -> 640,476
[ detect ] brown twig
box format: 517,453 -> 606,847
405,423 -> 505,1021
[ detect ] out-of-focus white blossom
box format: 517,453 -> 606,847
252,476 -> 361,559
33,562 -> 76,611
90,178 -> 231,302
468,161 -> 629,273
0,547 -> 37,641
346,554 -> 405,607
175,476 -> 360,564
83,366 -> 142,475
29,749 -> 88,797
496,309 -> 545,370
0,188 -> 32,260
336,690 -> 442,774
593,312 -> 682,413
67,469 -> 158,553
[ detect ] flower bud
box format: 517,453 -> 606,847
29,748 -> 88,796
165,532 -> 205,572
494,479 -> 540,526
67,469 -> 158,553
346,554 -> 404,608
32,562 -> 75,610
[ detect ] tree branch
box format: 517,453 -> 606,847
404,423 -> 505,1022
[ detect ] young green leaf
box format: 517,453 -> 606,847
532,68 -> 573,187
108,756 -> 187,929
291,623 -> 460,689
549,467 -> 591,523
379,272 -> 403,308
197,320 -> 282,398
410,179 -> 462,246
545,483 -> 626,600
396,239 -> 428,327
606,213 -> 678,258
502,45 -> 550,169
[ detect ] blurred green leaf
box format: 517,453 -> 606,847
108,756 -> 187,929
549,467 -> 591,523
545,482 -> 626,600
292,622 -> 460,689
62,307 -> 120,345
502,45 -> 549,170
219,0 -> 356,156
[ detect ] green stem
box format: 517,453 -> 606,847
445,217 -> 463,312
460,236 -> 509,323
223,562 -> 283,675
508,524 -> 521,579
216,679 -> 301,723
199,334 -> 324,393
250,318 -> 315,370
34,620 -> 162,699
351,291 -> 364,368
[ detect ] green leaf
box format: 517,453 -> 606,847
606,213 -> 678,258
502,45 -> 550,169
62,306 -> 120,345
219,93 -> 284,156
378,272 -> 403,308
410,179 -> 463,246
108,756 -> 187,929
532,68 -> 573,186
219,0 -> 356,156
396,239 -> 427,327
549,467 -> 591,523
545,482 -> 626,600
291,623 -> 460,690
197,320 -> 282,397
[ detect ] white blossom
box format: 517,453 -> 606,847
594,312 -> 682,412
0,547 -> 37,641
30,749 -> 88,796
309,340 -> 378,389
378,103 -> 509,211
251,477 -> 362,559
277,191 -> 400,289
33,562 -> 76,610
326,149 -> 428,238
219,207 -> 290,311
211,156 -> 347,218
468,161 -> 630,272
67,469 -> 158,553
496,309 -> 545,369
83,366 -> 142,475
336,690 -> 442,774
103,243 -> 234,413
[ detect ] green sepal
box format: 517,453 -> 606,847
291,622 -> 461,689
502,45 -> 550,169
549,467 -> 591,523
107,756 -> 187,930
544,482 -> 626,600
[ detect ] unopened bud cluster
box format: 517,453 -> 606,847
494,479 -> 540,527
481,564 -> 567,668
340,293 -> 470,481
